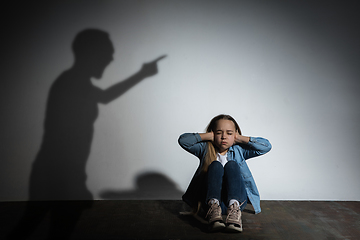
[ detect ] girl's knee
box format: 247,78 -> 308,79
224,161 -> 241,173
208,160 -> 223,171
224,160 -> 238,168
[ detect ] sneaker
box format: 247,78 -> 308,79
205,202 -> 225,231
225,203 -> 243,232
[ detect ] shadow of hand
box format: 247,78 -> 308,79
139,55 -> 167,78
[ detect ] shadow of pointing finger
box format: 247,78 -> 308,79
100,172 -> 184,200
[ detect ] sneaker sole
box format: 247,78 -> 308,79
209,221 -> 226,232
225,224 -> 243,233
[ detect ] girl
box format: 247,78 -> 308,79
178,114 -> 271,232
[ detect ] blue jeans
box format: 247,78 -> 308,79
206,160 -> 247,212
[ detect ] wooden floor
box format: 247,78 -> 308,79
1,200 -> 360,239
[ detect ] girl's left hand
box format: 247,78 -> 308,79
235,131 -> 241,142
235,132 -> 250,144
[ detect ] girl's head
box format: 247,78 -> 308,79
206,114 -> 241,135
206,114 -> 240,133
203,114 -> 242,171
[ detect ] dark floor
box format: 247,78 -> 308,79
1,200 -> 359,239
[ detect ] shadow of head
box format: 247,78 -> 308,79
100,172 -> 184,200
72,29 -> 114,79
136,172 -> 177,191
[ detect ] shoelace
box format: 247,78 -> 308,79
206,204 -> 221,220
226,206 -> 240,222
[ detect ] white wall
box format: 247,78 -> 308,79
1,0 -> 360,201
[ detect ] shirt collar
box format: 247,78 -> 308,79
228,146 -> 235,152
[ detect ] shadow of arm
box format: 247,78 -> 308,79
99,55 -> 166,104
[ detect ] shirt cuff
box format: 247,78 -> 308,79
195,133 -> 202,142
248,137 -> 255,144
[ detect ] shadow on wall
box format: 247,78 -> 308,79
100,172 -> 184,200
7,29 -> 165,240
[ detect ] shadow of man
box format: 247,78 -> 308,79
8,29 -> 165,240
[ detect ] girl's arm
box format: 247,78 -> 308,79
178,133 -> 208,159
235,133 -> 272,160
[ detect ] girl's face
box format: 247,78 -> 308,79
213,119 -> 236,155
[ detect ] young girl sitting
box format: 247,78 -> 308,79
178,114 -> 271,232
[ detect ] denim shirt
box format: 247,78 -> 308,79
178,133 -> 271,214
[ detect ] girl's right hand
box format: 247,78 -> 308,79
199,132 -> 214,142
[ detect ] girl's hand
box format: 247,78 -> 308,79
199,132 -> 214,142
235,131 -> 241,142
235,132 -> 250,144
